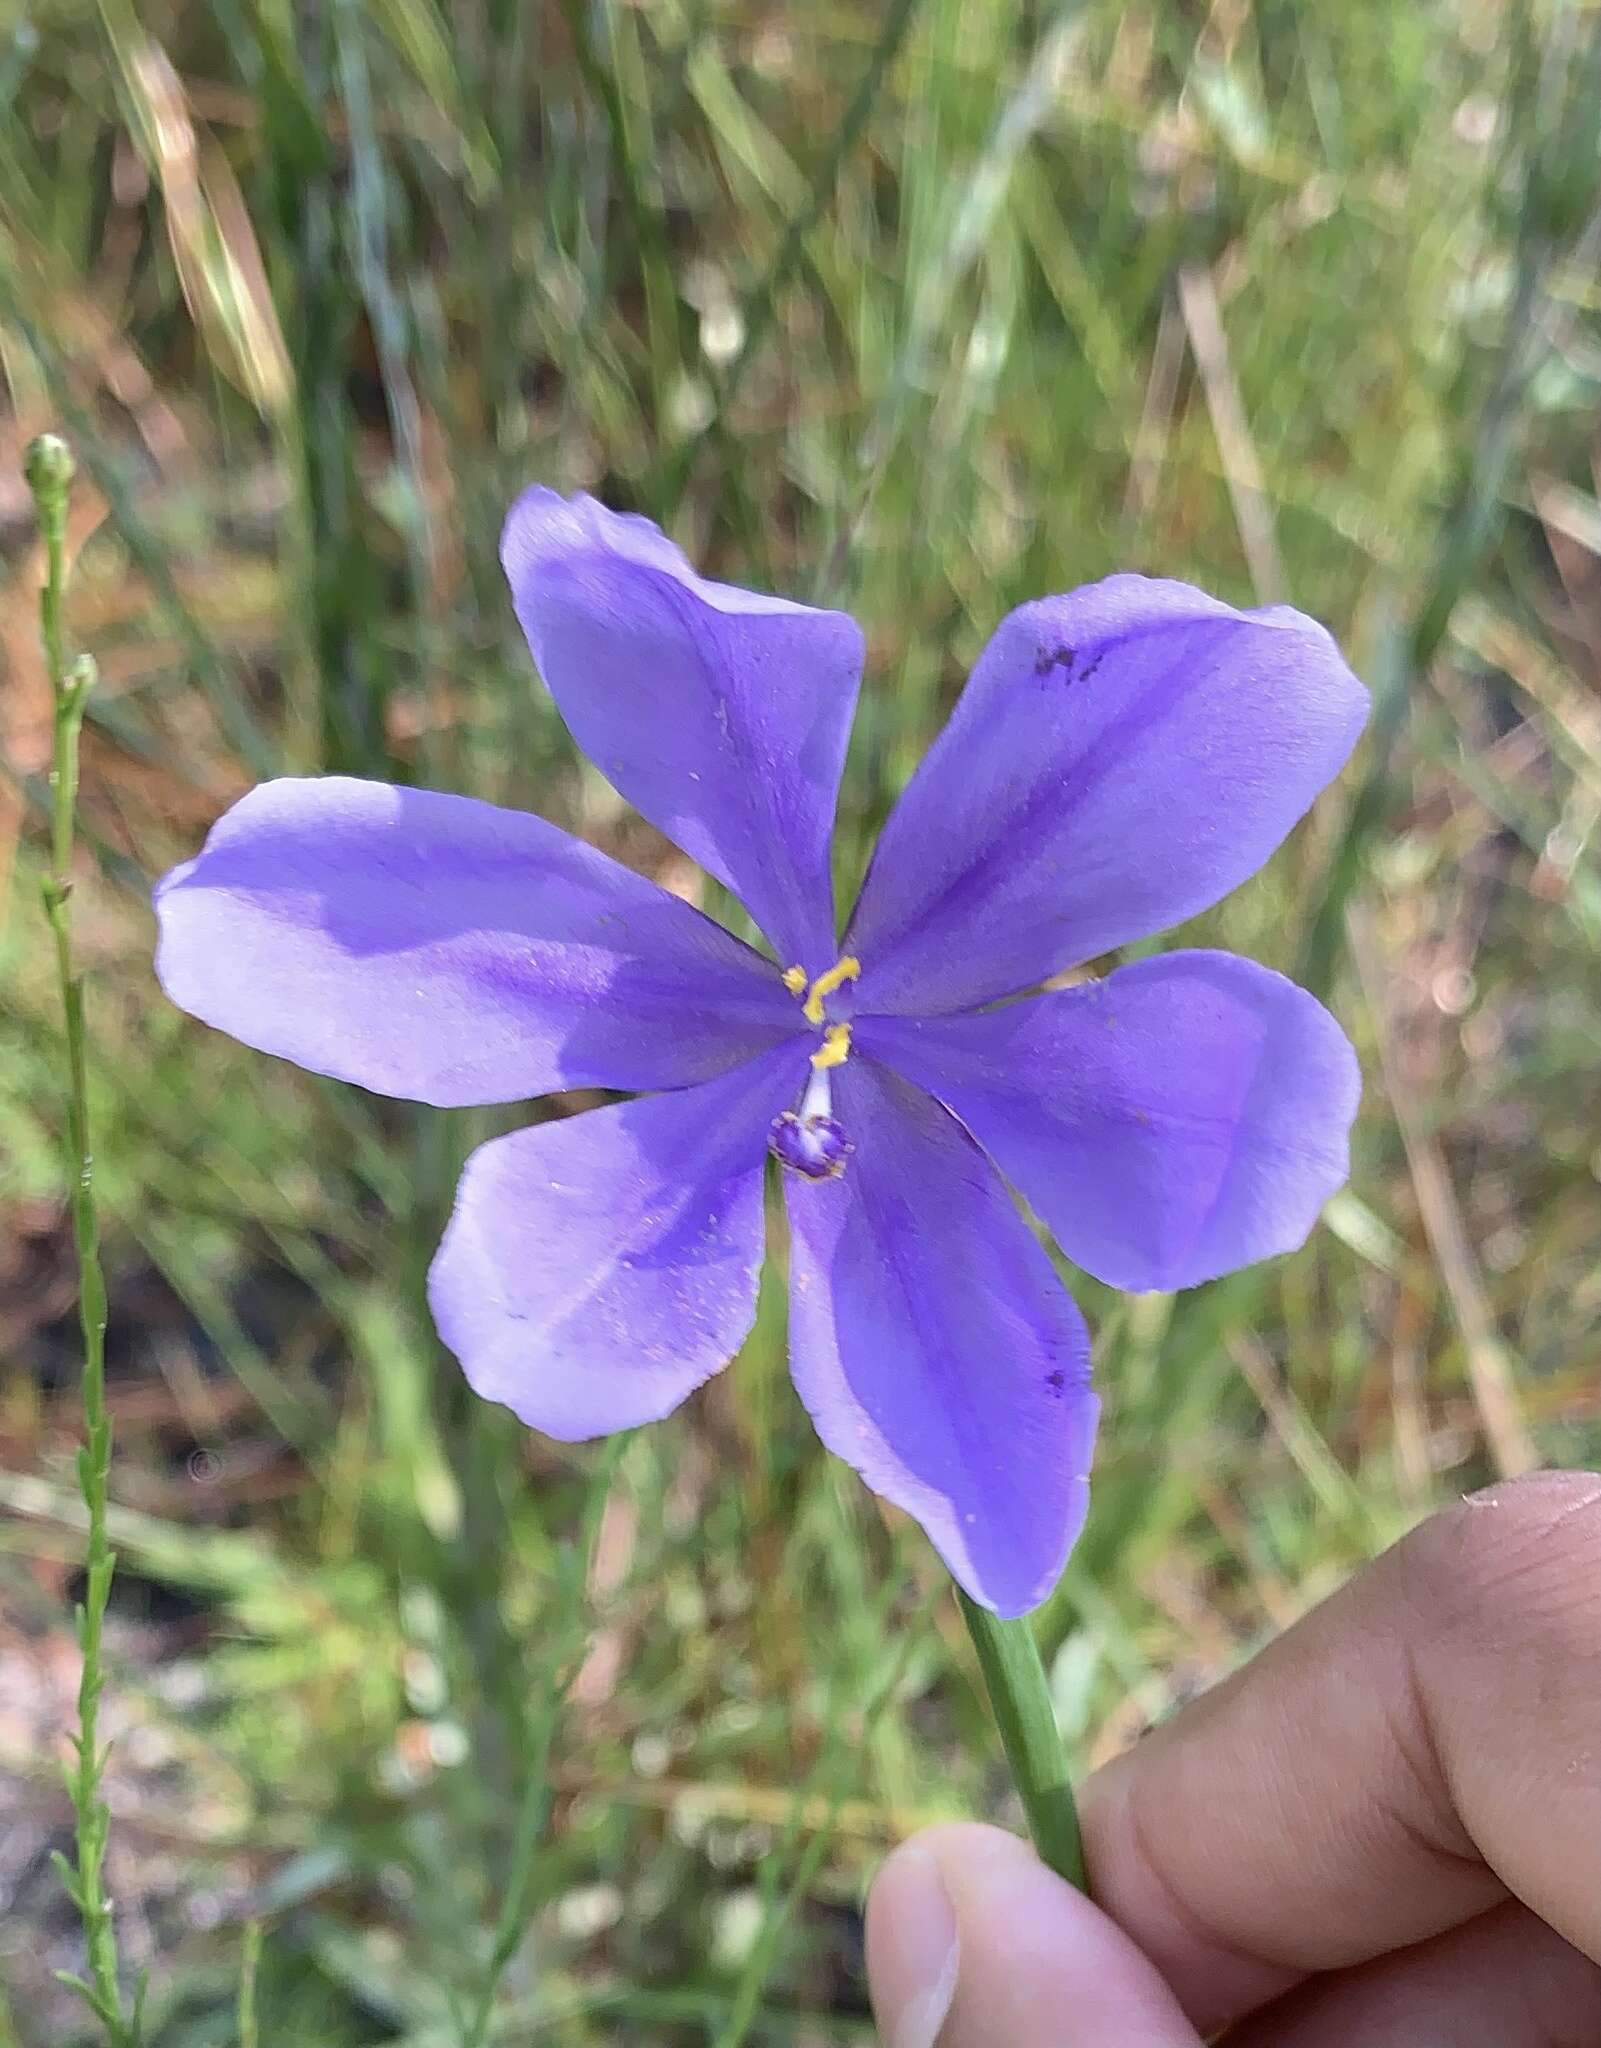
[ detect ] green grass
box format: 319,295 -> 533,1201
2,0 -> 1600,2040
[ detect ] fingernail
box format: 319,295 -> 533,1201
867,1843 -> 961,2048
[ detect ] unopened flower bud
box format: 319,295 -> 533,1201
24,432 -> 75,501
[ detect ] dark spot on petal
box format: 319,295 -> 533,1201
1035,642 -> 1075,678
1045,1368 -> 1066,1395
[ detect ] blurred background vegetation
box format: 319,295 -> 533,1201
2,0 -> 1599,2039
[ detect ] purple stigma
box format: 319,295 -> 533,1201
768,1109 -> 851,1180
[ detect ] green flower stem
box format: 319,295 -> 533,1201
957,1588 -> 1087,1893
26,435 -> 138,2045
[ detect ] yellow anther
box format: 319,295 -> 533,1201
810,1022 -> 852,1071
802,954 -> 860,1026
782,964 -> 808,995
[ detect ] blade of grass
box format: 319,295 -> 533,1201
458,1442 -> 624,2048
1300,10 -> 1601,997
654,0 -> 925,507
712,1582 -> 942,2048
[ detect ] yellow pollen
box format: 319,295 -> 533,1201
810,1022 -> 852,1070
801,954 -> 860,1026
782,963 -> 808,994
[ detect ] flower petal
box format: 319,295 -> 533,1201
783,1059 -> 1097,1616
860,950 -> 1360,1293
429,1046 -> 806,1437
155,777 -> 802,1106
502,489 -> 863,970
845,578 -> 1368,1013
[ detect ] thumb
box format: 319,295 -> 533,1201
865,1823 -> 1204,2047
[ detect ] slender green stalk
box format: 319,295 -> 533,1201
236,1919 -> 262,2048
957,1589 -> 1086,1892
26,433 -> 139,2044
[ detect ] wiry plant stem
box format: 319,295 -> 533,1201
957,1589 -> 1087,1893
26,434 -> 140,2046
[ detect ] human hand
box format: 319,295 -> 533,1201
866,1471 -> 1601,2045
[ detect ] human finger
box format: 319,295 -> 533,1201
865,1822 -> 1206,2047
1080,1471 -> 1601,2035
1224,1899 -> 1601,2047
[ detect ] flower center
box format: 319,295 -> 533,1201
769,955 -> 861,1179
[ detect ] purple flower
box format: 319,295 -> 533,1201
154,491 -> 1367,1616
